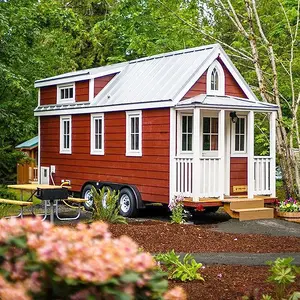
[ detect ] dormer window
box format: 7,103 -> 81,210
207,61 -> 225,95
57,83 -> 75,104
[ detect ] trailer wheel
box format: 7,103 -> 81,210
82,184 -> 94,211
119,188 -> 137,217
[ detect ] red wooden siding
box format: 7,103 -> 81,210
94,74 -> 116,97
230,157 -> 248,195
75,80 -> 89,102
218,59 -> 247,98
40,108 -> 170,204
183,72 -> 207,99
181,58 -> 248,100
40,86 -> 56,105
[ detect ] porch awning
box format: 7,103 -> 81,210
16,136 -> 38,150
177,95 -> 278,111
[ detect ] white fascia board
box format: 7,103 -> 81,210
34,100 -> 174,117
173,48 -> 219,104
218,48 -> 258,102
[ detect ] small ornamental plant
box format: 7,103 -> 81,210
169,195 -> 185,224
0,218 -> 186,300
277,197 -> 300,213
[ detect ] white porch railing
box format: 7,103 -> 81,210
199,158 -> 221,198
254,156 -> 272,195
175,157 -> 193,197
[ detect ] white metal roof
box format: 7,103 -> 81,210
92,45 -> 215,107
177,95 -> 278,111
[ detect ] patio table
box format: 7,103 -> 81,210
8,184 -> 69,223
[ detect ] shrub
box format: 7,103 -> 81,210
155,250 -> 204,282
91,186 -> 127,224
266,257 -> 300,300
169,195 -> 185,224
0,185 -> 17,200
0,218 -> 186,300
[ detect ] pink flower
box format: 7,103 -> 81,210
164,286 -> 187,300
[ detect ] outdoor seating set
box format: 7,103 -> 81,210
1,184 -> 86,223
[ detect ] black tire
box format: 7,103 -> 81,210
81,184 -> 95,211
119,188 -> 137,217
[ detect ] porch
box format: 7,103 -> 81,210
170,95 -> 277,206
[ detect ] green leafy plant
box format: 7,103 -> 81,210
169,195 -> 185,224
91,186 -> 127,224
266,257 -> 300,300
0,185 -> 17,200
277,198 -> 300,213
155,250 -> 204,282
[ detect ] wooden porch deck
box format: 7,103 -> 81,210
184,196 -> 277,221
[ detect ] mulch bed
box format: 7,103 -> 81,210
169,265 -> 300,300
109,221 -> 300,253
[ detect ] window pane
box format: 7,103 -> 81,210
131,117 -> 135,134
135,117 -> 139,134
95,135 -> 99,149
215,70 -> 219,90
240,135 -> 245,151
61,89 -> 64,99
188,116 -> 193,133
65,89 -> 69,99
182,116 -> 187,133
235,135 -> 240,151
240,118 -> 245,134
235,120 -> 240,134
66,121 -> 69,134
95,119 -> 99,134
182,133 -> 187,151
203,118 -> 210,133
211,118 -> 218,133
69,88 -> 73,99
211,135 -> 218,150
203,134 -> 210,150
99,133 -> 102,149
135,133 -> 139,150
131,133 -> 135,150
188,134 -> 192,151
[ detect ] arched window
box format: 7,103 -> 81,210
211,68 -> 219,91
207,61 -> 225,95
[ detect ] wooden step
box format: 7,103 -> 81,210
229,199 -> 264,210
232,208 -> 274,221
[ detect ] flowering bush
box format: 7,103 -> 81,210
0,218 -> 186,300
169,195 -> 185,224
277,197 -> 300,213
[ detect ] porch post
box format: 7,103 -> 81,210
247,111 -> 254,199
193,107 -> 201,201
169,108 -> 176,204
270,111 -> 277,197
218,110 -> 225,200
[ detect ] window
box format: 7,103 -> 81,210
91,114 -> 104,155
206,61 -> 225,95
234,116 -> 246,153
203,117 -> 218,151
57,84 -> 75,103
60,116 -> 72,154
181,115 -> 193,152
126,111 -> 142,156
211,68 -> 219,91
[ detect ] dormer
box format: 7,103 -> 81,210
206,61 -> 225,95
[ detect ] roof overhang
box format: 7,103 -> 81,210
176,95 -> 279,112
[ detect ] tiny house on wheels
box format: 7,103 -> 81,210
34,44 -> 278,221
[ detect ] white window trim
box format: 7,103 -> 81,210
231,115 -> 247,156
57,83 -> 75,104
90,113 -> 104,155
201,112 -> 219,157
60,115 -> 72,154
206,60 -> 225,96
126,110 -> 142,157
177,112 -> 193,156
